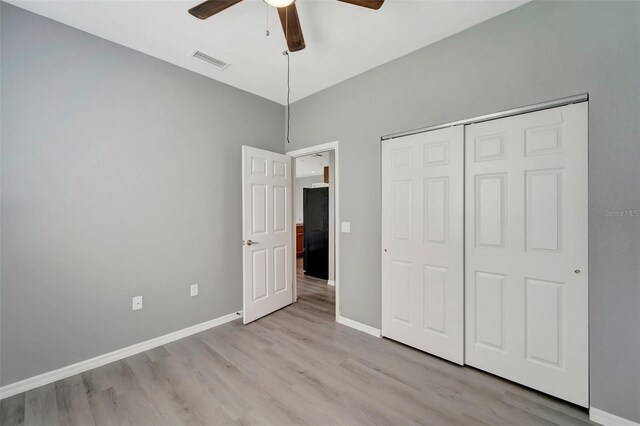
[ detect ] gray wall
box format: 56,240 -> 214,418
286,1 -> 640,421
0,3 -> 284,386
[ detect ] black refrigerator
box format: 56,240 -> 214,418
303,187 -> 329,280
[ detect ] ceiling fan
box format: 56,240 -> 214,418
188,0 -> 385,52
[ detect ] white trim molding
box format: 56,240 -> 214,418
337,315 -> 382,338
0,311 -> 242,400
327,279 -> 335,287
590,407 -> 640,426
286,141 -> 338,158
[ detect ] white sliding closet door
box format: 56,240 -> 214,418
382,126 -> 464,365
464,103 -> 588,406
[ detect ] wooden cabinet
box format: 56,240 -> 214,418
296,224 -> 304,257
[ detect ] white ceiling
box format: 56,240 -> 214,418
9,0 -> 526,105
296,152 -> 329,178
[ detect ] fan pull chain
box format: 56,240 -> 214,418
284,49 -> 291,144
286,7 -> 291,143
265,1 -> 270,36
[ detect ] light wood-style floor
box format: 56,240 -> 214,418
1,260 -> 593,425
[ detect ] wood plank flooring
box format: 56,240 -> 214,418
1,261 -> 593,425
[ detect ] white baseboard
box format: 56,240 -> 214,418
590,407 -> 640,426
336,315 -> 381,338
327,279 -> 335,287
0,311 -> 243,400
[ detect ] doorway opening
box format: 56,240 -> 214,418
287,142 -> 340,321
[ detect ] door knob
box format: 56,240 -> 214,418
246,240 -> 259,246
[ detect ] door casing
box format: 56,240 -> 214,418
287,141 -> 341,322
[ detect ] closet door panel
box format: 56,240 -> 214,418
382,126 -> 464,365
464,103 -> 588,407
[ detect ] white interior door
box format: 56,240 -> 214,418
464,103 -> 589,406
242,146 -> 293,324
382,126 -> 464,365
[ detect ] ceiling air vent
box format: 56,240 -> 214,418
191,50 -> 229,70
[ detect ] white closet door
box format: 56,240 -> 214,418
464,103 -> 588,406
382,126 -> 464,365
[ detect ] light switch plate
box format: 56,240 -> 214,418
190,284 -> 198,297
341,221 -> 351,233
132,296 -> 143,311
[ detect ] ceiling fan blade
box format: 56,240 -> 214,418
277,3 -> 306,52
188,0 -> 243,20
337,0 -> 384,10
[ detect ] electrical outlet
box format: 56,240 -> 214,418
132,296 -> 143,311
190,284 -> 198,297
341,221 -> 351,233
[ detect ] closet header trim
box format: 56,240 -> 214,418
381,93 -> 588,141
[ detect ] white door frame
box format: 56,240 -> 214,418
286,141 -> 340,321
